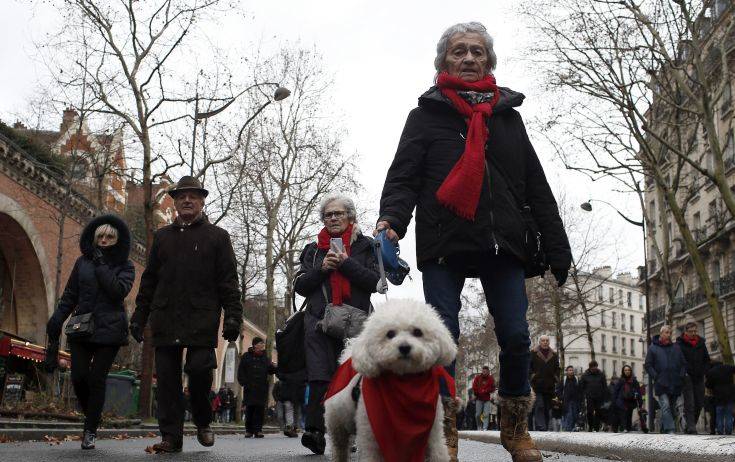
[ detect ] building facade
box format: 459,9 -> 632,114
561,267 -> 648,381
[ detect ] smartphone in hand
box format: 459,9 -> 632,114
330,237 -> 345,254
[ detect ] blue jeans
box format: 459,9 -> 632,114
475,400 -> 493,430
716,403 -> 734,435
562,402 -> 579,431
422,254 -> 531,397
658,393 -> 678,433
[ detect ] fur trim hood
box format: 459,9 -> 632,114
79,214 -> 132,266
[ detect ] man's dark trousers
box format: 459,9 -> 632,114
422,253 -> 531,397
155,346 -> 215,443
245,404 -> 266,434
683,374 -> 705,432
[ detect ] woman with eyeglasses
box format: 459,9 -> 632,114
45,215 -> 135,449
294,194 -> 380,454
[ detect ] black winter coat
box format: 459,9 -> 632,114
276,370 -> 306,404
555,376 -> 582,413
237,348 -> 276,406
676,335 -> 711,379
645,335 -> 687,396
530,348 -> 560,395
705,362 -> 735,406
131,215 -> 242,348
294,233 -> 380,318
579,368 -> 608,400
378,86 -> 571,273
48,215 -> 135,346
612,376 -> 642,410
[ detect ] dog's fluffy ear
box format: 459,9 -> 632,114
350,330 -> 380,377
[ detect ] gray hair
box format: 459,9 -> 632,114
434,22 -> 497,74
319,194 -> 357,221
660,325 -> 672,334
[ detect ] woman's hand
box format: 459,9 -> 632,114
321,251 -> 340,272
374,221 -> 399,243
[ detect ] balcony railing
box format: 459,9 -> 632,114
650,272 -> 735,326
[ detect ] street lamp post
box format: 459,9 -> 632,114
581,198 -> 654,431
189,84 -> 291,174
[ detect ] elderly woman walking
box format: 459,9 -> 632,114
645,325 -> 686,434
45,215 -> 135,450
294,194 -> 380,455
377,22 -> 571,462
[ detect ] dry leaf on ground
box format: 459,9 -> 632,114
63,435 -> 81,441
112,433 -> 131,440
43,435 -> 61,445
0,434 -> 15,443
146,432 -> 157,437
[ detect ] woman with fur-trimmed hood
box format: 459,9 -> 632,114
46,214 -> 135,450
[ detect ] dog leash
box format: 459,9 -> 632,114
374,239 -> 389,300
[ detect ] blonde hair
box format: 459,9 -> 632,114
94,224 -> 118,242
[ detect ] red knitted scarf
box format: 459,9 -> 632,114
317,224 -> 353,305
324,358 -> 456,462
681,333 -> 699,347
435,72 -> 499,220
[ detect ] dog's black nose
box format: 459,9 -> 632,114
399,344 -> 412,356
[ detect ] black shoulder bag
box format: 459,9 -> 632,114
485,160 -> 548,278
64,311 -> 95,339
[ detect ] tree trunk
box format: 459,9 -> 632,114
138,134 -> 155,419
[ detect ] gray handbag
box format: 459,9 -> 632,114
317,284 -> 368,340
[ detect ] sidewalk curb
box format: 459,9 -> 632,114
0,426 -> 280,442
460,431 -> 735,462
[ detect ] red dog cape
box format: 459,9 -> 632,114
324,358 -> 456,462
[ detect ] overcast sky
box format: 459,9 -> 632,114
0,0 -> 644,300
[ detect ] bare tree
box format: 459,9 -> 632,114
520,0 -> 734,364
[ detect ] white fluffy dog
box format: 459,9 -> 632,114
325,299 -> 457,462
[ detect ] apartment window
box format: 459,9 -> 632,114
622,337 -> 627,355
630,338 -> 636,356
631,362 -> 636,375
612,336 -> 618,353
609,287 -> 614,303
621,315 -> 626,331
601,334 -> 607,352
639,295 -> 643,310
722,82 -> 733,114
612,312 -> 617,328
597,286 -> 604,301
627,291 -> 632,307
630,314 -> 635,332
601,312 -> 606,327
641,317 -> 646,333
724,131 -> 735,165
617,289 -> 623,306
602,359 -> 608,375
613,360 -> 618,375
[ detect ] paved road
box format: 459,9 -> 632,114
0,433 -> 625,461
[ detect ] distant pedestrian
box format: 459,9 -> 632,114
217,387 -> 231,423
606,377 -> 619,432
676,321 -> 710,434
612,365 -> 642,432
211,390 -> 221,422
465,393 -> 478,431
45,215 -> 135,450
129,176 -> 243,453
226,387 -> 236,423
237,337 -> 276,438
529,336 -> 560,431
645,325 -> 686,434
705,360 -> 735,435
556,366 -> 581,432
274,370 -> 306,437
472,366 -> 496,430
579,360 -> 608,432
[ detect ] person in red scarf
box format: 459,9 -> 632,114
471,366 -> 496,430
294,194 -> 380,455
377,21 -> 571,462
676,321 -> 711,434
611,365 -> 642,432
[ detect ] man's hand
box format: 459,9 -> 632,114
222,318 -> 241,342
129,322 -> 144,343
321,251 -> 340,272
374,221 -> 399,243
552,268 -> 569,287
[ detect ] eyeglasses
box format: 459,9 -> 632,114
323,211 -> 347,219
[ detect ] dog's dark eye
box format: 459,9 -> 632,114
386,330 -> 396,339
412,328 -> 423,337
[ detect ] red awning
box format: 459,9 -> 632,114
9,339 -> 71,363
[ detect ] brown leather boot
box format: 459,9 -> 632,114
499,392 -> 542,462
442,396 -> 459,462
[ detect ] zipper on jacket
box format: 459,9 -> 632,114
484,159 -> 499,255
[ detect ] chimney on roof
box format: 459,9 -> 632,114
12,121 -> 27,130
60,107 -> 78,132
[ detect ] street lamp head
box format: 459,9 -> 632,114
273,87 -> 291,101
580,201 -> 593,212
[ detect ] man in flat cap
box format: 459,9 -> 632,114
130,175 -> 242,453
